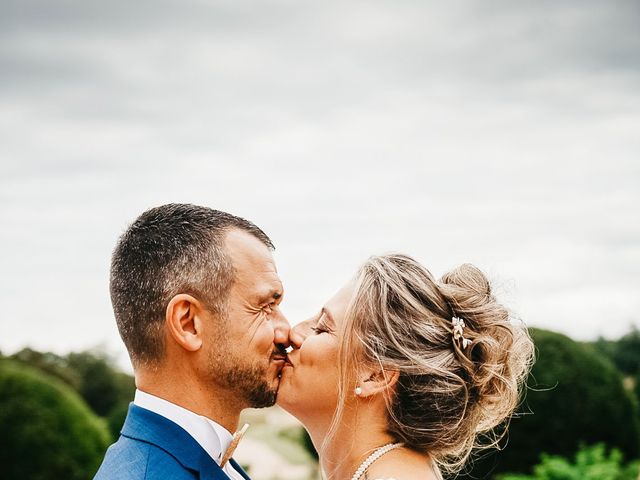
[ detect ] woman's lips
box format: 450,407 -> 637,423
275,355 -> 293,380
271,353 -> 292,367
272,346 -> 294,368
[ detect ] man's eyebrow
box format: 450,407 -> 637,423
257,289 -> 282,303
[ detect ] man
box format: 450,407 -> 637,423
95,204 -> 291,480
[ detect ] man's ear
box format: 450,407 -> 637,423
165,294 -> 205,352
357,367 -> 400,398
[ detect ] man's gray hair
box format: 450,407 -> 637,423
110,203 -> 274,367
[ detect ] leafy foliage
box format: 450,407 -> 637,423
0,360 -> 111,480
460,329 -> 640,478
9,347 -> 135,439
302,428 -> 319,460
498,444 -> 640,480
591,327 -> 640,377
66,351 -> 135,417
10,348 -> 135,417
9,347 -> 82,389
612,327 -> 640,376
107,401 -> 131,439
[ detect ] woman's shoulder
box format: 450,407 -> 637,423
366,449 -> 441,480
371,473 -> 439,480
368,467 -> 440,480
372,474 -> 441,480
366,459 -> 441,480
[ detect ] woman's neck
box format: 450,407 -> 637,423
305,405 -> 397,480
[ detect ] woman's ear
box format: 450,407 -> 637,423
165,294 -> 204,352
357,367 -> 400,398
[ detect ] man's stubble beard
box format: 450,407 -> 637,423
207,338 -> 279,408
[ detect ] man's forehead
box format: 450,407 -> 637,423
224,229 -> 276,270
253,279 -> 284,302
224,229 -> 282,291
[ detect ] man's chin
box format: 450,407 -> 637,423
268,361 -> 286,381
269,371 -> 283,393
262,366 -> 286,404
245,381 -> 278,408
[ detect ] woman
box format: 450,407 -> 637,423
277,254 -> 534,480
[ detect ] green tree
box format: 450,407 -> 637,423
10,347 -> 81,389
302,428 -> 318,460
613,327 -> 640,376
0,359 -> 111,480
66,351 -> 135,418
107,401 -> 131,439
460,329 -> 640,479
9,347 -> 135,440
590,326 -> 640,377
498,444 -> 640,480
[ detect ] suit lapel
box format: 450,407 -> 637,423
229,458 -> 251,480
120,404 -> 244,480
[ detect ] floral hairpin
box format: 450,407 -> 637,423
452,316 -> 472,349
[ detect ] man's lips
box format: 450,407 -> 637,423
271,354 -> 291,364
271,354 -> 293,367
271,344 -> 292,365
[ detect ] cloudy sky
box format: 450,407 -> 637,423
1,0 -> 639,369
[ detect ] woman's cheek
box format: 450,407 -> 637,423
300,336 -> 337,369
318,343 -> 340,382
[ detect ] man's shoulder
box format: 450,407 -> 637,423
94,435 -> 195,480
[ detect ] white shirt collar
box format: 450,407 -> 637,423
133,389 -> 234,464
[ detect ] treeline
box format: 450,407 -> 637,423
456,327 -> 640,480
1,326 -> 640,480
591,326 -> 640,388
0,349 -> 135,480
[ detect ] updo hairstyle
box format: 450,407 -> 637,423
336,254 -> 534,474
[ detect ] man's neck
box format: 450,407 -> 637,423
136,371 -> 244,433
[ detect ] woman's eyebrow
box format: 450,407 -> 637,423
321,307 -> 336,327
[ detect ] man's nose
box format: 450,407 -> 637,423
289,318 -> 314,349
272,309 -> 291,347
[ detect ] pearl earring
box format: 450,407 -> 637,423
354,387 -> 363,396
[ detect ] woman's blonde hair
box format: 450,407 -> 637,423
328,254 -> 534,474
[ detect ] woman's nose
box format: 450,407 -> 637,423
289,318 -> 314,349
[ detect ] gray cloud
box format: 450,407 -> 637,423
0,1 -> 638,367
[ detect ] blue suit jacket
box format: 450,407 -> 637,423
94,404 -> 251,480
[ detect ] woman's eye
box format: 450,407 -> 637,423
311,325 -> 328,334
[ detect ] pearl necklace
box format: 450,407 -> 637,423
350,442 -> 404,480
